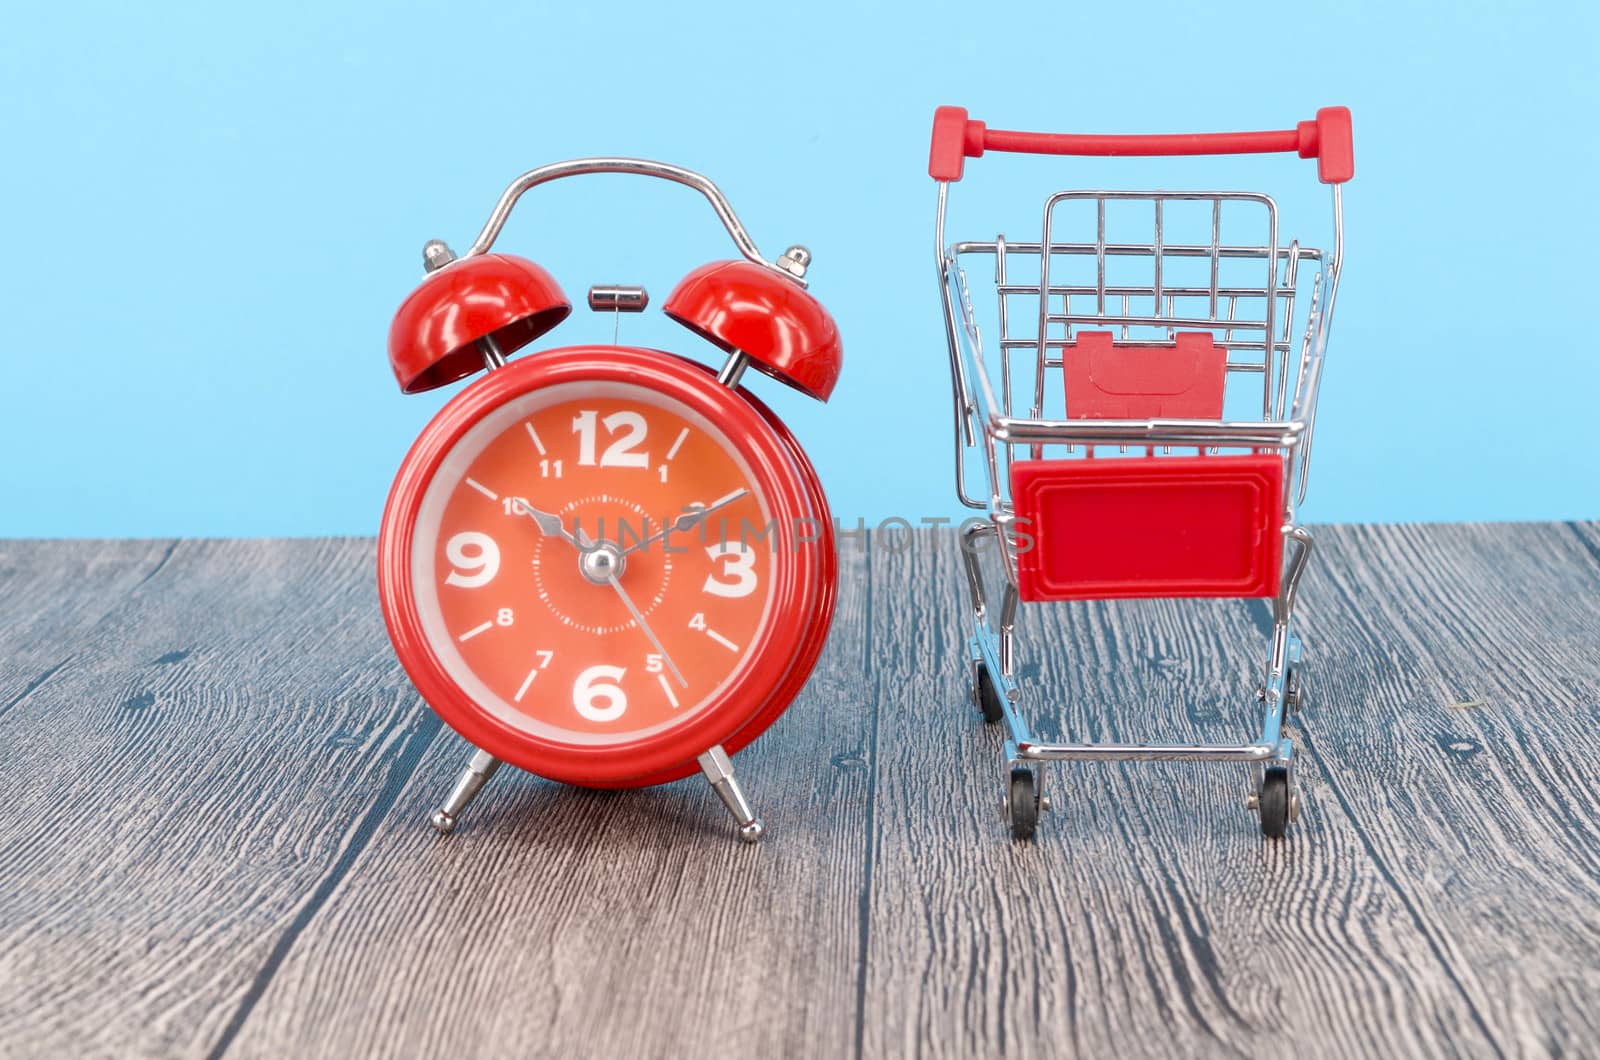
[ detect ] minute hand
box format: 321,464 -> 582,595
574,528 -> 689,689
621,490 -> 750,557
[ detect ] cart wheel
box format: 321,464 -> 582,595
1008,768 -> 1038,840
976,664 -> 1005,724
1285,668 -> 1304,713
1258,766 -> 1291,839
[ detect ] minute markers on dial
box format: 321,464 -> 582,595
524,421 -> 547,455
512,650 -> 554,703
657,426 -> 692,484
657,673 -> 680,709
704,627 -> 741,653
529,495 -> 671,636
665,427 -> 690,461
465,477 -> 499,501
458,620 -> 494,642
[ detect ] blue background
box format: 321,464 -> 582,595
3,0 -> 1595,537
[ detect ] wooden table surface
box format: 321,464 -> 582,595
1,525 -> 1598,1058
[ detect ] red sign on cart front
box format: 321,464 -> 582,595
1011,454 -> 1285,602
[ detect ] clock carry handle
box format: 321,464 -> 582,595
461,157 -> 807,289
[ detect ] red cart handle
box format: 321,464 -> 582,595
929,106 -> 1353,185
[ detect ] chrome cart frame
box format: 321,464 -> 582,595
930,107 -> 1352,838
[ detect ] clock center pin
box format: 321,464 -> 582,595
578,541 -> 626,585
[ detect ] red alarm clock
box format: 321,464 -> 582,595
379,159 -> 841,843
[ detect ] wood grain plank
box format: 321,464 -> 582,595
3,525 -> 1597,1058
216,543 -> 874,1058
0,539 -> 439,1059
1291,522 -> 1600,1058
857,526 -> 1599,1059
0,540 -> 178,724
1567,520 -> 1600,571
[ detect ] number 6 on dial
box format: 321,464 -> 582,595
573,665 -> 628,722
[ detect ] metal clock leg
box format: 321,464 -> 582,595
430,748 -> 503,834
697,744 -> 765,843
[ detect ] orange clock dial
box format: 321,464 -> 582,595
409,379 -> 779,746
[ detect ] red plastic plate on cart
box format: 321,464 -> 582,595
1011,454 -> 1284,601
1064,331 -> 1226,419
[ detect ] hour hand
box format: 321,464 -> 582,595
675,489 -> 748,533
668,506 -> 710,534
512,499 -> 580,548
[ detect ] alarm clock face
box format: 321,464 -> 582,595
415,380 -> 778,743
379,346 -> 829,787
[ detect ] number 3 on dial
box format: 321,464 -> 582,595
704,541 -> 757,598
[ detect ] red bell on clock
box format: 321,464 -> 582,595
388,252 -> 570,393
664,257 -> 842,401
378,158 -> 840,843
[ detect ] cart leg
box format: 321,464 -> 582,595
964,519 -> 1044,835
965,519 -> 1025,720
1249,526 -> 1314,836
431,747 -> 503,834
960,519 -> 994,624
1266,526 -> 1314,693
998,580 -> 1019,681
697,745 -> 764,843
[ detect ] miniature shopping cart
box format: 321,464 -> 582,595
931,106 -> 1353,839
